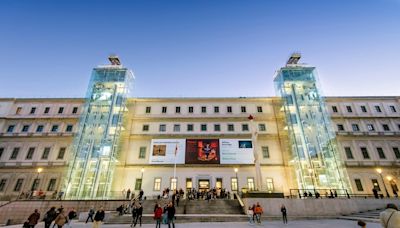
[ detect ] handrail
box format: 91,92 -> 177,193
234,192 -> 246,214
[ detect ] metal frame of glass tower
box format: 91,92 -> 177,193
274,54 -> 351,195
64,56 -> 133,199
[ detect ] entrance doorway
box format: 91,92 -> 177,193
198,179 -> 210,191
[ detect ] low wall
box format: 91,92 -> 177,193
0,200 -> 129,225
243,198 -> 400,217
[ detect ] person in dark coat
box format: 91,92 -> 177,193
131,204 -> 137,227
93,207 -> 105,228
27,209 -> 40,228
281,204 -> 288,224
166,202 -> 176,228
44,207 -> 57,228
127,188 -> 131,200
133,203 -> 143,227
86,206 -> 95,223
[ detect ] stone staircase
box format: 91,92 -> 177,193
107,199 -> 247,224
338,208 -> 384,223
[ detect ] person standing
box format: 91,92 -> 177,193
281,204 -> 288,224
247,206 -> 254,224
127,188 -> 131,200
373,188 -> 379,199
26,209 -> 40,228
133,203 -> 143,227
86,206 -> 95,223
380,203 -> 400,228
44,207 -> 57,228
154,204 -> 163,228
139,189 -> 144,201
93,207 -> 105,228
53,208 -> 68,228
167,202 -> 176,228
254,202 -> 263,224
176,194 -> 180,207
130,204 -> 137,227
67,208 -> 77,228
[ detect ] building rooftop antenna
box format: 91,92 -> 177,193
108,55 -> 121,65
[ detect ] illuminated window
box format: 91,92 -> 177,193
154,178 -> 161,191
231,177 -> 238,191
186,178 -> 192,190
247,178 -> 254,191
372,179 -> 380,191
170,178 -> 177,190
266,178 -> 274,191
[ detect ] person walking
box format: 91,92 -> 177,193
93,207 -> 105,228
130,204 -> 137,227
53,208 -> 68,228
67,208 -> 77,227
133,203 -> 143,227
254,202 -> 263,224
380,203 -> 400,228
166,202 -> 176,228
247,206 -> 254,224
176,194 -> 180,207
281,204 -> 288,224
44,207 -> 57,228
86,206 -> 95,223
127,188 -> 131,200
154,203 -> 163,228
26,209 -> 40,228
139,189 -> 144,201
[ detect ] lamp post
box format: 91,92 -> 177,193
234,168 -> 239,194
30,168 -> 43,198
376,168 -> 390,198
140,168 -> 144,190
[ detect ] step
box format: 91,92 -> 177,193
106,214 -> 249,224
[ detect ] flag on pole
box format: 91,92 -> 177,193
175,143 -> 178,156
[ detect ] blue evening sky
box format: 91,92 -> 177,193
0,0 -> 399,98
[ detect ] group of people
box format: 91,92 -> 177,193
153,202 -> 176,228
25,206 -> 77,228
186,188 -> 231,200
84,206 -> 105,227
19,190 -> 64,200
300,189 -> 344,199
246,202 -> 264,224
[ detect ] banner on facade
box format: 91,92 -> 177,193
219,139 -> 254,164
185,139 -> 220,164
149,139 -> 186,164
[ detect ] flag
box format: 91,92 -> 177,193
175,144 -> 178,156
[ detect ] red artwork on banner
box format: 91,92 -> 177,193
185,139 -> 220,164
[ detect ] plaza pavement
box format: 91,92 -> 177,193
5,220 -> 381,228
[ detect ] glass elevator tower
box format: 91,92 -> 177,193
274,54 -> 351,195
65,56 -> 133,199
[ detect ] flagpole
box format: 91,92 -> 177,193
173,143 -> 177,189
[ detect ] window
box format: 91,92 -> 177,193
201,106 -> 206,113
337,124 -> 344,131
14,179 -> 24,191
47,179 -> 57,191
360,147 -> 370,159
16,107 -> 22,114
352,124 -> 360,132
231,177 -> 238,191
393,147 -> 400,159
367,124 -> 375,131
257,106 -> 263,113
382,124 -> 390,131
58,107 -> 64,114
72,107 -> 78,114
201,124 -> 207,131
372,179 -> 380,191
36,125 -> 44,132
186,178 -> 193,190
376,147 -> 386,159
375,106 -> 382,113
247,178 -> 255,191
188,106 -> 194,113
44,107 -> 50,114
0,179 -> 6,192
170,178 -> 177,190
66,125 -> 73,132
332,106 -> 338,113
10,148 -> 19,160
344,147 -> 354,159
142,125 -> 149,131
258,124 -> 266,131
346,106 -> 353,113
227,124 -> 234,132
266,178 -> 274,191
135,179 -> 142,190
262,146 -> 270,158
187,124 -> 193,131
26,147 -> 35,160
241,106 -> 246,113
175,106 -> 181,113
22,125 -> 30,132
7,125 -> 15,133
361,106 -> 367,113
214,106 -> 219,113
57,147 -> 66,159
159,124 -> 166,132
214,124 -> 220,132
354,179 -> 363,191
173,124 -> 180,132
31,179 -> 40,191
162,106 -> 167,113
42,147 -> 50,159
227,106 -> 232,113
51,125 -> 59,132
139,147 -> 146,159
154,178 -> 161,191
0,147 -> 3,159
242,124 -> 249,131
145,106 -> 151,114
30,107 -> 36,114
390,105 -> 397,113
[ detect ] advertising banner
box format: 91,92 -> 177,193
149,139 -> 186,164
220,139 -> 254,164
185,139 -> 220,164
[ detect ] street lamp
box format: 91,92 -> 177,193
234,168 -> 239,194
140,168 -> 144,189
376,168 -> 390,198
31,168 -> 43,194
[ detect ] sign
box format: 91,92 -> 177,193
149,139 -> 186,164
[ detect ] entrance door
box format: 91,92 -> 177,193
198,179 -> 210,191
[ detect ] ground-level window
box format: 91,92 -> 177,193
14,179 -> 24,191
153,178 -> 161,191
0,179 -> 7,192
247,178 -> 255,191
47,178 -> 57,191
216,178 -> 222,189
231,177 -> 238,191
170,178 -> 177,191
354,179 -> 363,191
372,179 -> 380,191
135,178 -> 142,191
186,178 -> 192,190
266,178 -> 274,192
32,179 -> 40,191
